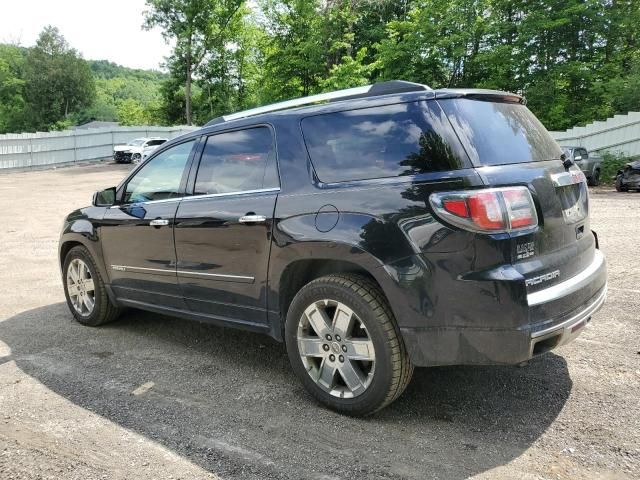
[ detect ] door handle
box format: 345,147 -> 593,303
149,218 -> 169,227
238,214 -> 267,224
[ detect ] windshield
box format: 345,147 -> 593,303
127,139 -> 146,146
438,98 -> 562,166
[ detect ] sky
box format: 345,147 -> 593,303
0,0 -> 173,71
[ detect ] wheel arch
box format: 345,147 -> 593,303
267,241 -> 402,340
278,258 -> 381,323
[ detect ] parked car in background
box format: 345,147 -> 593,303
615,160 -> 640,192
561,146 -> 603,186
113,137 -> 168,163
141,139 -> 168,162
60,81 -> 607,415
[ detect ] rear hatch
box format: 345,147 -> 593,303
436,92 -> 600,322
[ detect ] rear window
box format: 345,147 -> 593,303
438,98 -> 562,166
301,101 -> 470,183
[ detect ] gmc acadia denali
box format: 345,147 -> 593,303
59,81 -> 607,415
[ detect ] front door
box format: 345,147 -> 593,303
101,139 -> 197,308
174,126 -> 279,325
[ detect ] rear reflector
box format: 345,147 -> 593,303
442,199 -> 469,218
430,187 -> 538,234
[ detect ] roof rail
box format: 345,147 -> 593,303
205,80 -> 431,126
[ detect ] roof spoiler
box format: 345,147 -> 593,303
435,88 -> 525,105
205,80 -> 431,126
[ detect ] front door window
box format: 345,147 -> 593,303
124,140 -> 195,203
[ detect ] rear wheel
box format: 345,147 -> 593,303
285,274 -> 413,416
63,246 -> 120,326
588,169 -> 600,186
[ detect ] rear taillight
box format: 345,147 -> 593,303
430,187 -> 538,233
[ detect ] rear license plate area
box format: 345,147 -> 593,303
557,182 -> 588,223
551,169 -> 589,224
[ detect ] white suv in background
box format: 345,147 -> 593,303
113,137 -> 168,163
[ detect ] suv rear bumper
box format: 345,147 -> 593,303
399,251 -> 607,366
529,283 -> 606,357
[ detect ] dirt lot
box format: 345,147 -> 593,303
0,163 -> 638,480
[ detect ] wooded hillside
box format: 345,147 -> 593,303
1,0 -> 639,133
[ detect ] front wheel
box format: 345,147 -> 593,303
615,175 -> 628,192
63,246 -> 121,326
285,274 -> 413,416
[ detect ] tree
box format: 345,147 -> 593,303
320,47 -> 373,90
144,0 -> 245,125
0,44 -> 26,133
22,26 -> 95,131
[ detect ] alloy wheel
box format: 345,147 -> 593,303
66,258 -> 96,316
297,299 -> 376,398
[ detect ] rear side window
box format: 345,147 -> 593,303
301,101 -> 470,183
438,98 -> 562,166
194,127 -> 278,195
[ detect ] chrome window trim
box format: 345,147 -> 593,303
109,187 -> 280,208
182,187 -> 280,202
109,197 -> 183,208
527,250 -> 605,306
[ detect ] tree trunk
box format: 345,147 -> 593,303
185,65 -> 192,125
185,35 -> 193,126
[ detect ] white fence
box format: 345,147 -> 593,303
550,111 -> 640,159
0,126 -> 197,169
3,113 -> 640,170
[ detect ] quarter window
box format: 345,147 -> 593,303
123,140 -> 195,203
301,101 -> 470,183
194,127 -> 278,195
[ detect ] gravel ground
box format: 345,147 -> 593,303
0,163 -> 638,480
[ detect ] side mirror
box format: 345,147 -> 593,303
93,187 -> 116,207
574,155 -> 582,161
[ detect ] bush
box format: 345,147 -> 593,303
601,152 -> 631,184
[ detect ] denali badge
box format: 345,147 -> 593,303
111,265 -> 126,271
526,270 -> 560,287
516,241 -> 535,260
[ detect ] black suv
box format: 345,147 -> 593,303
59,81 -> 607,415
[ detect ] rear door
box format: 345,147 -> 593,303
101,139 -> 197,308
174,126 -> 279,325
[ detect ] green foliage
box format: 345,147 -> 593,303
2,1 -> 640,134
144,0 -> 245,124
0,31 -> 168,133
601,152 -> 632,184
320,48 -> 374,91
0,44 -> 27,132
22,26 -> 96,131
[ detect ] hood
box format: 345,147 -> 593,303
626,161 -> 640,171
114,145 -> 132,152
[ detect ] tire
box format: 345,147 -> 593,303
615,175 -> 627,192
285,274 -> 413,416
588,170 -> 600,187
62,245 -> 121,326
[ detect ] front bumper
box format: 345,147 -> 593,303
114,151 -> 133,162
400,251 -> 607,366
